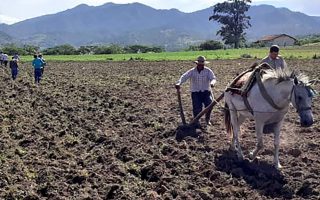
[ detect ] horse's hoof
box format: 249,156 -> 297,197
274,163 -> 282,169
249,152 -> 255,160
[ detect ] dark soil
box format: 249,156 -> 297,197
0,59 -> 319,199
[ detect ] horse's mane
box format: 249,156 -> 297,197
263,68 -> 309,85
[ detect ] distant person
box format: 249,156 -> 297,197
32,55 -> 44,85
261,45 -> 287,69
2,53 -> 9,67
175,56 -> 217,127
13,53 -> 20,61
0,52 -> 3,66
9,58 -> 19,80
39,54 -> 46,75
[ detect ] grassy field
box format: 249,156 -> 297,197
20,45 -> 320,62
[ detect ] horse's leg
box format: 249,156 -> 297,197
230,111 -> 243,159
273,122 -> 283,169
249,120 -> 264,160
230,115 -> 245,152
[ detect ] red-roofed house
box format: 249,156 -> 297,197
255,34 -> 297,47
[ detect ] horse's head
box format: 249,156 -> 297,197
291,76 -> 317,127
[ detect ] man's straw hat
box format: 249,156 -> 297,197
194,56 -> 209,64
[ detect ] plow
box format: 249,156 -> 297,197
175,88 -> 225,141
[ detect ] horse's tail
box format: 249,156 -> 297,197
224,103 -> 233,137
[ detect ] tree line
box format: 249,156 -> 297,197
0,44 -> 165,56
0,41 -> 225,56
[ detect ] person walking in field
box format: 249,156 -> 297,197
9,58 -> 19,80
2,53 -> 9,67
38,54 -> 46,75
175,56 -> 217,127
0,52 -> 3,66
261,45 -> 287,69
13,52 -> 20,61
32,55 -> 44,85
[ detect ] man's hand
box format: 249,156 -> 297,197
175,84 -> 180,90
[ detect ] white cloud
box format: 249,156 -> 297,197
0,14 -> 21,25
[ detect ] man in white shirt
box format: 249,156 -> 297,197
0,52 -> 3,66
2,53 -> 8,67
175,56 -> 217,126
261,45 -> 287,69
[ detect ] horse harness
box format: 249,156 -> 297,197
226,63 -> 285,114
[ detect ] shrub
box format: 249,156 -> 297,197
124,45 -> 164,53
185,45 -> 200,51
199,40 -> 224,51
93,45 -> 124,55
240,54 -> 252,58
1,44 -> 27,55
43,44 -> 78,55
23,45 -> 40,55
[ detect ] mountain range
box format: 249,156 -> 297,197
0,3 -> 320,50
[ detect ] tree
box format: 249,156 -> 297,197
92,45 -> 124,55
199,40 -> 224,50
23,44 -> 40,55
209,0 -> 251,48
78,46 -> 93,54
43,44 -> 78,55
2,44 -> 27,55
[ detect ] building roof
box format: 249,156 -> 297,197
257,34 -> 297,42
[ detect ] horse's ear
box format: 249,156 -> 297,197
290,71 -> 296,79
294,76 -> 299,85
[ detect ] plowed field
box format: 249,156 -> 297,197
0,59 -> 319,199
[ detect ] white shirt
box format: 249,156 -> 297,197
2,54 -> 8,61
177,66 -> 216,92
261,55 -> 287,69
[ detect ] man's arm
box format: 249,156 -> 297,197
282,58 -> 287,69
208,69 -> 217,87
175,69 -> 192,89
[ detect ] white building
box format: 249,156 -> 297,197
255,34 -> 297,47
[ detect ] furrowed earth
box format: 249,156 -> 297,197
0,59 -> 319,199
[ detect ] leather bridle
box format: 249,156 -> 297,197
292,84 -> 312,113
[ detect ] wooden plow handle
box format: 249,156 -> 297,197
177,89 -> 186,125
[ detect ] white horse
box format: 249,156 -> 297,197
224,68 -> 316,169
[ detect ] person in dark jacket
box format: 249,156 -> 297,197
9,58 -> 19,80
32,55 -> 44,84
39,54 -> 46,75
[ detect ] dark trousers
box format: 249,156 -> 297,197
11,68 -> 18,80
191,91 -> 213,123
34,68 -> 42,84
3,61 -> 8,67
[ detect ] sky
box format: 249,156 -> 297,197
0,0 -> 319,24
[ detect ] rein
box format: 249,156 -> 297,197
255,72 -> 284,110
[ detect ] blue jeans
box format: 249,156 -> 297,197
191,91 -> 213,123
11,68 -> 18,80
34,68 -> 42,84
